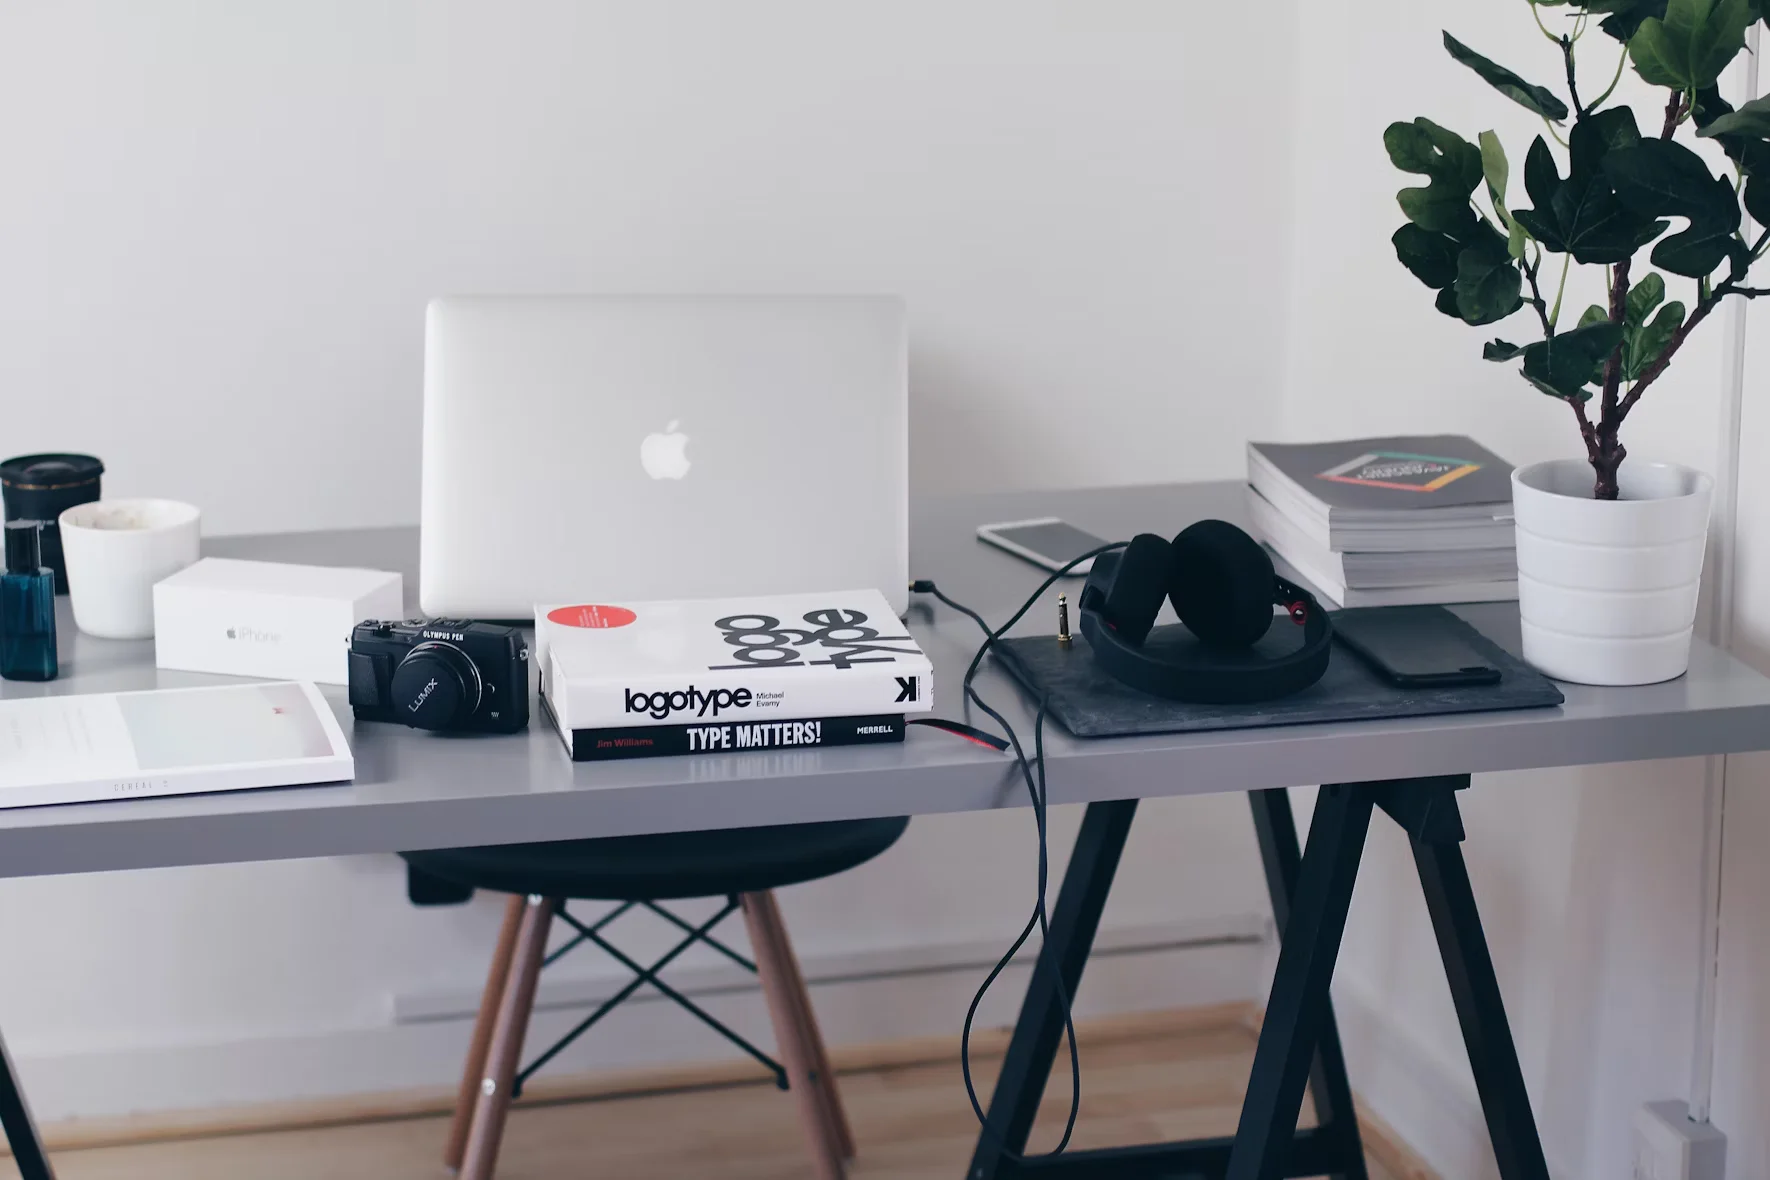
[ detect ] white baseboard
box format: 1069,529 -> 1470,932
392,913 -> 1269,1024
1332,983 -> 1508,1180
14,915 -> 1268,1124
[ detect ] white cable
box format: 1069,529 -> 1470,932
1688,23 -> 1758,1126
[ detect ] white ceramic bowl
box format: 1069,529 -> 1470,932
59,499 -> 201,639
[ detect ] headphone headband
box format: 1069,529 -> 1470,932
1077,548 -> 1333,704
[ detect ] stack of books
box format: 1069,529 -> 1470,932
535,590 -> 933,761
1245,435 -> 1517,608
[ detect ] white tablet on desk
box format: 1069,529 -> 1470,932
0,682 -> 352,809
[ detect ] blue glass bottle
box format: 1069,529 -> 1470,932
2,521 -> 58,681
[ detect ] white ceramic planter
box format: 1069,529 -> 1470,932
1512,459 -> 1712,686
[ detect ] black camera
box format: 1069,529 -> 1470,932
348,618 -> 530,733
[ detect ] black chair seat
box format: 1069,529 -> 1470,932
402,817 -> 909,902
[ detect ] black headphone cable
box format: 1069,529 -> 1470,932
907,540 -> 1125,1160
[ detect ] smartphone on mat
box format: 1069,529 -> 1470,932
976,518 -> 1111,575
1332,606 -> 1502,688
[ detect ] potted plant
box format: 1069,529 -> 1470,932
1387,0 -> 1770,685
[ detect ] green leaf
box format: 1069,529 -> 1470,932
1594,0 -> 1670,41
1386,119 -> 1484,235
1508,217 -> 1530,259
1454,241 -> 1525,325
1518,321 -> 1628,401
1629,0 -> 1754,91
1746,172 -> 1770,226
1484,339 -> 1527,361
1696,92 -> 1770,138
1393,224 -> 1463,289
1578,305 -> 1617,383
1626,272 -> 1667,327
1603,139 -> 1742,276
1569,106 -> 1645,177
1400,186 -> 1478,236
1626,300 -> 1686,378
1692,87 -> 1770,177
1443,32 -> 1571,121
1520,135 -> 1560,216
1511,123 -> 1670,264
1385,118 -> 1483,184
1435,286 -> 1463,318
1480,131 -> 1512,223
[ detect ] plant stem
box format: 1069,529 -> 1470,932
1550,252 -> 1571,326
1569,398 -> 1601,464
1523,253 -> 1555,336
1661,91 -> 1686,139
1590,256 -> 1632,499
1531,0 -> 1559,42
1561,35 -> 1584,117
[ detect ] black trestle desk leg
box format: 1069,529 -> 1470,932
967,798 -> 1138,1180
1226,783 -> 1374,1180
0,1025 -> 54,1180
1393,783 -> 1550,1180
1248,789 -> 1369,1180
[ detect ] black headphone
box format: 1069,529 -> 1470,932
1077,520 -> 1332,703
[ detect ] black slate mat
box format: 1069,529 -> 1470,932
996,606 -> 1563,738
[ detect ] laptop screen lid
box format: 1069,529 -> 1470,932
420,295 -> 908,618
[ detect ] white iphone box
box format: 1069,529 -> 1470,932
153,558 -> 405,684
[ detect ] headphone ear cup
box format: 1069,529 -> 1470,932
1169,520 -> 1275,648
1098,533 -> 1175,646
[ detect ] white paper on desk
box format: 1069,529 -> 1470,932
0,681 -> 352,809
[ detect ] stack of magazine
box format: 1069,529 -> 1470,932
1245,435 -> 1518,608
536,590 -> 933,761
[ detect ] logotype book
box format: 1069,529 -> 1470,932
0,681 -> 353,809
536,590 -> 933,761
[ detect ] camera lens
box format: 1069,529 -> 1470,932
390,642 -> 483,731
0,453 -> 103,595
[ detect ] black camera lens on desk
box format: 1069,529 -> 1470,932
0,453 -> 103,595
348,617 -> 529,734
390,641 -> 484,731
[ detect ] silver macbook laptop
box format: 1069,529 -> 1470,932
420,295 -> 908,618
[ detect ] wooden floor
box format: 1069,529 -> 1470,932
3,1014 -> 1413,1180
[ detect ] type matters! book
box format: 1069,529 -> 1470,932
536,590 -> 933,760
541,708 -> 907,762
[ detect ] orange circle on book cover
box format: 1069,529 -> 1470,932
547,604 -> 638,629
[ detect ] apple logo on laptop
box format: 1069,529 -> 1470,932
640,420 -> 691,480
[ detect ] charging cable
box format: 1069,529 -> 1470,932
909,541 -> 1125,1159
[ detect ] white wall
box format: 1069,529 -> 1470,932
1281,4 -> 1749,1179
0,0 -> 1295,535
0,0 -> 1298,1121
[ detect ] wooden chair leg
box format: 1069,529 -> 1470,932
743,891 -> 847,1180
445,893 -> 528,1172
458,895 -> 555,1180
756,891 -> 855,1159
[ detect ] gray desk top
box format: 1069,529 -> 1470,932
4,482 -> 1769,880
